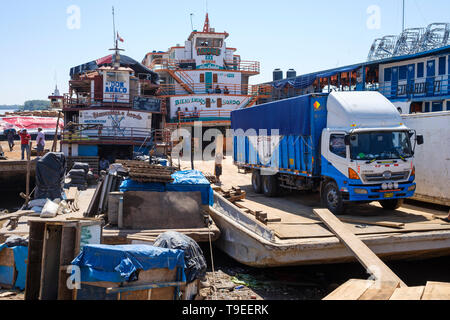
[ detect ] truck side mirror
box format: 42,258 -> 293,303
344,135 -> 350,146
417,135 -> 424,145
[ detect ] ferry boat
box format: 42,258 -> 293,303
60,44 -> 165,170
142,14 -> 271,151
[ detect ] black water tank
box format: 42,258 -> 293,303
286,69 -> 297,79
273,69 -> 283,81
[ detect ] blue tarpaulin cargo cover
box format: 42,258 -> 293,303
0,243 -> 28,290
71,244 -> 186,283
119,170 -> 213,206
167,170 -> 213,206
231,95 -> 312,136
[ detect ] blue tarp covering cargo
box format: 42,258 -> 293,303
119,170 -> 213,206
232,94 -> 328,177
71,244 -> 186,283
167,170 -> 214,206
231,95 -> 312,136
0,243 -> 28,290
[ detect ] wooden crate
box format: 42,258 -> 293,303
75,267 -> 184,300
24,219 -> 102,300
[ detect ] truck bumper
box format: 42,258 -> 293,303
344,182 -> 416,202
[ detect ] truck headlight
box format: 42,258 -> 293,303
408,185 -> 416,191
354,188 -> 368,194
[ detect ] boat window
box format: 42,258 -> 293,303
329,134 -> 346,158
213,74 -> 218,83
399,66 -> 407,80
206,98 -> 211,108
196,38 -> 223,48
438,56 -> 446,75
200,74 -> 205,83
417,62 -> 424,78
384,68 -> 392,82
217,98 -> 222,108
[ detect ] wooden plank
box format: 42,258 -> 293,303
313,209 -> 407,287
422,281 -> 450,300
358,281 -> 400,300
0,247 -> 15,267
0,210 -> 35,222
39,224 -> 63,300
389,286 -> 425,300
339,217 -> 405,229
106,281 -> 185,294
323,279 -> 374,300
24,221 -> 46,300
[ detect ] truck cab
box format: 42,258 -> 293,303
320,92 -> 422,214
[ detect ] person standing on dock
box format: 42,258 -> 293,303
36,127 -> 45,157
19,129 -> 31,160
6,130 -> 15,151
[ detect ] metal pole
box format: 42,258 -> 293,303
112,6 -> 116,46
402,0 -> 405,32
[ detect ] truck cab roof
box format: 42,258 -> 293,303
327,91 -> 407,131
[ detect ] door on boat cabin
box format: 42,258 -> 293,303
391,67 -> 399,98
205,72 -> 213,92
407,64 -> 415,98
426,60 -> 435,96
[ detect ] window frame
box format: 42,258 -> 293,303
329,134 -> 347,159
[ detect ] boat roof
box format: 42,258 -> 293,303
267,45 -> 450,90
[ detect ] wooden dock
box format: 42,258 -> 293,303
324,279 -> 450,300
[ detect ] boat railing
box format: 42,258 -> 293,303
149,58 -> 260,74
157,83 -> 272,96
63,93 -> 163,111
61,125 -> 162,145
170,109 -> 234,123
375,76 -> 450,100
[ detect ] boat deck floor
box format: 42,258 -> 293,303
184,158 -> 450,243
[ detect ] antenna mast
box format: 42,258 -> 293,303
112,6 -> 116,47
402,0 -> 405,32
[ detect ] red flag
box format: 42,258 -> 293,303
117,32 -> 124,42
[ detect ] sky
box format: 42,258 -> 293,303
0,0 -> 449,105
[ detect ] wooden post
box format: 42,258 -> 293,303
25,142 -> 33,206
52,111 -> 62,152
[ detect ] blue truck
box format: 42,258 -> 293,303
231,91 -> 424,214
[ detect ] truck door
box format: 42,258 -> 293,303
322,131 -> 349,182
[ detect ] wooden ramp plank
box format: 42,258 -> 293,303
389,286 -> 425,300
323,279 -> 374,300
422,281 -> 450,300
358,281 -> 399,300
313,209 -> 407,287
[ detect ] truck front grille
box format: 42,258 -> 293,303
362,171 -> 409,182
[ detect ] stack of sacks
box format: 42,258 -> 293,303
66,162 -> 89,190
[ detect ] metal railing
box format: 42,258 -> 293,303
148,58 -> 260,74
170,109 -> 234,123
63,93 -> 163,109
375,76 -> 449,99
62,125 -> 171,145
157,82 -> 272,96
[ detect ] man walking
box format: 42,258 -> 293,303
6,129 -> 15,151
36,127 -> 45,157
19,129 -> 31,160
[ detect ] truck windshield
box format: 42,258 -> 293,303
349,131 -> 413,161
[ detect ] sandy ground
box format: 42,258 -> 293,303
1,140 -> 56,161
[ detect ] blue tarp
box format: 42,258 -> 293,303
0,243 -> 28,290
167,170 -> 214,206
119,180 -> 166,192
119,170 -> 213,206
71,244 -> 186,283
231,95 -> 313,136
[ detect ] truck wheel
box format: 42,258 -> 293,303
262,174 -> 279,197
323,181 -> 345,215
379,199 -> 404,210
251,170 -> 262,194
